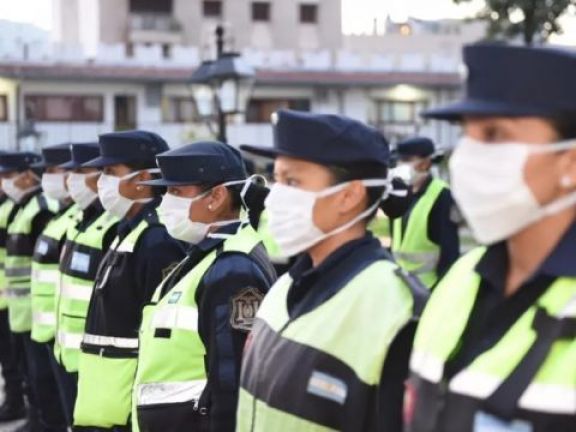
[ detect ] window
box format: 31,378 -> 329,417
376,100 -> 429,125
24,95 -> 104,122
246,99 -> 310,123
252,2 -> 271,22
203,0 -> 222,18
163,97 -> 198,123
299,3 -> 318,24
130,0 -> 173,13
0,95 -> 7,122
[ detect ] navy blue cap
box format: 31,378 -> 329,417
397,137 -> 435,159
424,44 -> 576,120
241,110 -> 390,168
84,130 -> 169,168
0,152 -> 42,174
142,141 -> 247,187
59,142 -> 100,169
33,143 -> 72,168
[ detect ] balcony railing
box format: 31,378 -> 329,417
129,14 -> 181,32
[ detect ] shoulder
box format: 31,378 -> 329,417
137,225 -> 185,252
203,251 -> 271,289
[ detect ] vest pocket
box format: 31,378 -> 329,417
137,401 -> 209,432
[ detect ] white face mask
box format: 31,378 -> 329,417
391,161 -> 427,186
97,170 -> 156,219
265,179 -> 390,258
159,179 -> 248,244
42,172 -> 70,201
67,172 -> 100,210
2,173 -> 39,203
450,136 -> 576,244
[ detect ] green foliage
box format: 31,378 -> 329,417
454,0 -> 576,44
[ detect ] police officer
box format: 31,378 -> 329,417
51,142 -> 118,427
406,44 -> 576,432
237,110 -> 428,431
1,151 -> 62,431
30,143 -> 82,431
0,152 -> 25,422
132,141 -> 276,432
390,137 -> 460,289
73,131 -> 185,431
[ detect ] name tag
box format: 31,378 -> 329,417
70,252 -> 90,274
474,411 -> 532,432
36,240 -> 49,256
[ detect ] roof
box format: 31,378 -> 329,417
0,62 -> 461,88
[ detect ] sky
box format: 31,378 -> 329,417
0,0 -> 574,43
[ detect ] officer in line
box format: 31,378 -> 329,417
52,142 -> 118,427
30,143 -> 83,432
237,110 -> 427,431
132,141 -> 276,432
1,151 -> 61,431
406,44 -> 576,431
73,131 -> 185,431
390,137 -> 460,289
0,152 -> 25,423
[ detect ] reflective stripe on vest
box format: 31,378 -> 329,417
57,330 -> 83,349
83,333 -> 139,350
238,257 -> 415,431
391,178 -> 446,288
150,304 -> 199,332
33,311 -> 56,326
408,247 -> 576,431
60,281 -> 93,301
136,379 -> 207,406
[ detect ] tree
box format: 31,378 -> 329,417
454,0 -> 576,45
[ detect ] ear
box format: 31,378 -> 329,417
336,181 -> 366,215
557,148 -> 576,192
206,185 -> 228,213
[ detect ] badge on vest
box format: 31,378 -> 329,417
70,251 -> 90,273
35,240 -> 49,256
307,371 -> 348,405
230,287 -> 263,332
168,291 -> 182,304
473,411 -> 532,432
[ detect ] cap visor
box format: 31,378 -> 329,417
83,156 -> 131,168
422,99 -> 551,121
30,161 -> 46,169
58,161 -> 82,169
139,178 -> 204,187
240,144 -> 314,160
0,167 -> 19,174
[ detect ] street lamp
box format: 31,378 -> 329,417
190,26 -> 255,144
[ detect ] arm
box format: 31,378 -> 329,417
428,189 -> 460,280
375,321 -> 417,432
197,253 -> 272,432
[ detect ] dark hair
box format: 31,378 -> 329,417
198,180 -> 268,229
549,112 -> 576,140
326,162 -> 388,222
125,160 -> 163,196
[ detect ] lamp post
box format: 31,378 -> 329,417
190,25 -> 255,144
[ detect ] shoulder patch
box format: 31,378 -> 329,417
230,287 -> 264,332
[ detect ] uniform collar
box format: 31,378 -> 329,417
476,220 -> 576,291
117,197 -> 160,238
191,221 -> 243,254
